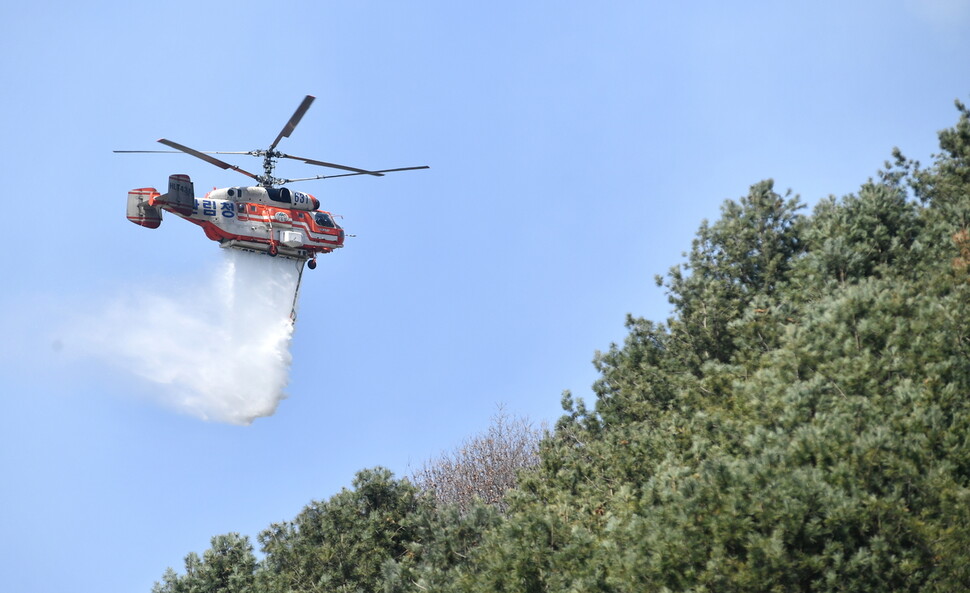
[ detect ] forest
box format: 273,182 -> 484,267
152,100 -> 970,592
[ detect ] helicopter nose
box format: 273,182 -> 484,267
312,196 -> 320,210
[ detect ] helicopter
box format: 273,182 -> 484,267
116,95 -> 428,270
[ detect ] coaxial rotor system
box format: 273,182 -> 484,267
115,95 -> 428,187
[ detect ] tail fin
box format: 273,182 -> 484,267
164,174 -> 194,216
127,188 -> 163,228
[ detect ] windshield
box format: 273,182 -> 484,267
314,212 -> 335,228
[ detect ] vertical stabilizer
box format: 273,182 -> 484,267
166,174 -> 194,216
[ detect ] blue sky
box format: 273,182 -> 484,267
1,1 -> 968,591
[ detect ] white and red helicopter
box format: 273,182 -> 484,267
117,95 -> 427,270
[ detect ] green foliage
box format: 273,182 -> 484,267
256,467 -> 424,593
152,100 -> 970,593
660,179 -> 805,367
801,182 -> 922,285
915,100 -> 970,225
443,101 -> 970,593
383,502 -> 502,593
152,533 -> 256,593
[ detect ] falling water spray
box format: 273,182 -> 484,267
75,250 -> 305,424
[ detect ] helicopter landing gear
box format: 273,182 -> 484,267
307,258 -> 317,270
268,243 -> 278,257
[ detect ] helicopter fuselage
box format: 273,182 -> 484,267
127,174 -> 344,264
117,95 -> 426,269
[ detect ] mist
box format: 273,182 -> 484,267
71,249 -> 304,425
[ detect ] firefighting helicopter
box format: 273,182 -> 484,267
116,95 -> 428,270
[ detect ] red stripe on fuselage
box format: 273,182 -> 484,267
160,202 -> 342,249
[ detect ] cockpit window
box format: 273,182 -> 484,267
314,212 -> 335,228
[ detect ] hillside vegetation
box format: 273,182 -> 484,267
154,101 -> 970,593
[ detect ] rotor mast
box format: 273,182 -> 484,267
260,150 -> 281,187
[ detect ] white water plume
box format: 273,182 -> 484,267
74,249 -> 304,425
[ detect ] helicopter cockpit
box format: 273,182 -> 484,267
314,212 -> 337,228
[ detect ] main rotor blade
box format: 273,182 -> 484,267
282,165 -> 430,183
280,153 -> 384,176
113,150 -> 251,154
114,150 -> 182,153
157,139 -> 259,180
269,95 -> 315,151
367,166 -> 430,174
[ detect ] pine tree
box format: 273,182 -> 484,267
256,468 -> 424,593
152,533 -> 256,593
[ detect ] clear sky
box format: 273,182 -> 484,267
1,1 -> 968,591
